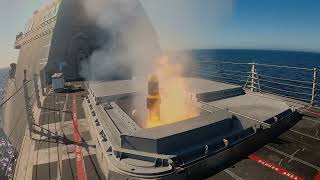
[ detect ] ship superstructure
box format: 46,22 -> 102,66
2,0 -> 159,151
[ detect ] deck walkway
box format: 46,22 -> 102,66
14,82 -> 106,180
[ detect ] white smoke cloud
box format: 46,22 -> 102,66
80,0 -> 161,80
80,0 -> 234,128
80,0 -> 234,80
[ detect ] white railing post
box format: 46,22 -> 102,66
311,67 -> 318,105
250,63 -> 256,92
245,62 -> 261,92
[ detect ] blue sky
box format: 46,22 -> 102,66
142,0 -> 320,51
0,0 -> 319,67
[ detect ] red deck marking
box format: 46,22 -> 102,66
248,154 -> 304,180
314,171 -> 320,180
299,107 -> 320,117
72,94 -> 87,180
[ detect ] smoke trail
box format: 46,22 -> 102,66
80,0 -> 161,80
80,0 -> 234,128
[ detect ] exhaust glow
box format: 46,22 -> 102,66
146,56 -> 200,128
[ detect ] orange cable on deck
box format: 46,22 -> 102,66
72,94 -> 87,180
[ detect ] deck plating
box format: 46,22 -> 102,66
86,77 -> 299,179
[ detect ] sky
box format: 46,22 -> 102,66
0,0 -> 319,68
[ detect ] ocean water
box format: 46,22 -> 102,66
189,49 -> 320,68
0,68 -> 8,127
0,68 -> 8,102
184,49 -> 320,103
0,68 -> 12,179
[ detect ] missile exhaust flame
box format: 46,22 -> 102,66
147,74 -> 161,123
145,56 -> 200,128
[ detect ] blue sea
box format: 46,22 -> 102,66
184,49 -> 320,104
0,68 -> 11,179
0,49 -> 320,179
189,49 -> 320,68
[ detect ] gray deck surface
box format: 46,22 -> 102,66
208,114 -> 320,180
14,82 -> 106,180
14,80 -> 320,180
208,93 -> 290,121
133,111 -> 228,139
89,78 -> 241,100
184,78 -> 241,94
89,80 -> 145,98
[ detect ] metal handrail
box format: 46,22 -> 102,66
197,60 -> 251,65
199,67 -> 250,75
259,74 -> 313,84
200,101 -> 271,128
221,69 -> 250,74
194,60 -> 319,105
193,72 -> 247,83
255,63 -> 314,71
0,72 -> 40,179
250,90 -> 310,105
259,79 -> 313,90
261,89 -> 311,102
195,69 -> 249,79
0,80 -> 32,108
260,85 -> 312,96
0,81 -> 33,158
197,60 -> 315,71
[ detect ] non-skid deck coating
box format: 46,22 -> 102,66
14,82 -> 106,180
208,114 -> 320,180
15,81 -> 320,180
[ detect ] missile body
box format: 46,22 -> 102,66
147,75 -> 161,121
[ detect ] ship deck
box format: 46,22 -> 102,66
209,109 -> 320,180
14,81 -> 320,180
14,82 -> 106,180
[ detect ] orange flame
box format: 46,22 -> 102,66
146,56 -> 199,128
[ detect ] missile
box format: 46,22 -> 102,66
147,74 -> 161,121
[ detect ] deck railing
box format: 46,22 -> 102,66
191,60 -> 318,105
0,71 -> 38,179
